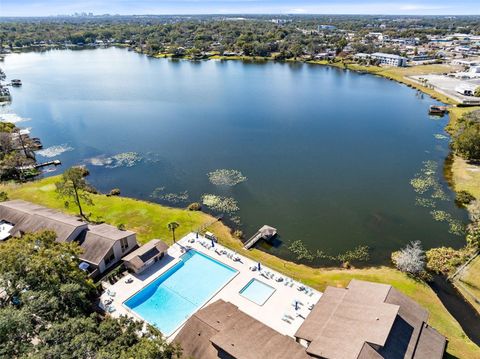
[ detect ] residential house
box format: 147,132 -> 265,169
0,200 -> 138,276
176,280 -> 446,359
295,280 -> 446,358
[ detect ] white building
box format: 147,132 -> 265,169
371,52 -> 407,67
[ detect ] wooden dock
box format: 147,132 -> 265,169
243,225 -> 277,249
18,160 -> 61,171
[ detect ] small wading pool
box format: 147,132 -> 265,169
240,278 -> 276,305
124,249 -> 237,336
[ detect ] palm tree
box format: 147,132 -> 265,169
167,221 -> 180,243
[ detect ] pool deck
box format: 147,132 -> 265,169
100,232 -> 322,339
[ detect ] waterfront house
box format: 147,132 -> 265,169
295,280 -> 446,359
122,239 -> 169,274
175,299 -> 310,359
176,280 -> 446,359
0,200 -> 138,276
0,200 -> 87,242
76,223 -> 137,275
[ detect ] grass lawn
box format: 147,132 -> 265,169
0,176 -> 478,358
455,255 -> 480,314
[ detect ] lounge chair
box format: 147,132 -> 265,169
276,277 -> 284,282
308,304 -> 314,310
107,289 -> 116,297
106,306 -> 116,313
281,316 -> 292,324
289,282 -> 294,288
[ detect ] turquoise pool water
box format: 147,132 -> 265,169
124,250 -> 237,335
240,278 -> 276,306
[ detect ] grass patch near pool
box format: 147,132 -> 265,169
0,176 -> 478,357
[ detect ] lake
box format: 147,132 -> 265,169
0,47 -> 468,264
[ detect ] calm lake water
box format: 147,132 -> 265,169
1,47 -> 468,264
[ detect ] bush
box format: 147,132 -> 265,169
455,190 -> 475,207
392,241 -> 426,277
187,202 -> 201,211
117,223 -> 126,231
475,86 -> 480,97
426,247 -> 468,276
0,191 -> 8,202
109,188 -> 121,196
233,229 -> 243,239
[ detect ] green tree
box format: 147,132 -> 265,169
55,167 -> 93,219
167,221 -> 180,243
452,121 -> 480,161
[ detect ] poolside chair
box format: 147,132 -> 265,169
106,306 -> 116,313
107,289 -> 116,297
308,304 -> 314,310
309,292 -> 314,297
282,316 -> 292,324
125,278 -> 133,284
289,282 -> 294,288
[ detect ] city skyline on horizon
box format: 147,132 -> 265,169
1,0 -> 479,17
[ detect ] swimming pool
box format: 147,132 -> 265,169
124,249 -> 237,336
240,278 -> 276,306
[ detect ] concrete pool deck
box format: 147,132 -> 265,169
99,232 -> 322,339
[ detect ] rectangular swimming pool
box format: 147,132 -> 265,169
124,249 -> 237,336
240,278 -> 276,306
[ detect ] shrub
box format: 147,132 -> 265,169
475,86 -> 480,97
455,190 -> 475,207
109,188 -> 121,196
0,191 -> 8,202
426,247 -> 468,276
117,223 -> 126,231
392,241 -> 426,277
233,229 -> 243,239
187,202 -> 201,211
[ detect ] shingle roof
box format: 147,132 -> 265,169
413,325 -> 447,359
295,280 -> 445,359
175,300 -> 310,359
77,224 -> 134,265
122,239 -> 168,270
0,200 -> 87,242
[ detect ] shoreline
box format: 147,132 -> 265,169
1,48 -> 479,355
0,176 -> 479,356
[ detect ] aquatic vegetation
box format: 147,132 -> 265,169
87,152 -> 142,168
230,216 -> 242,226
410,176 -> 436,194
448,219 -> 466,236
288,240 -> 315,261
207,169 -> 247,186
107,152 -> 142,168
0,113 -> 30,123
150,187 -> 189,204
415,197 -> 436,208
37,144 -> 74,158
430,210 -> 451,222
434,133 -> 448,140
431,184 -> 449,201
201,194 -> 239,213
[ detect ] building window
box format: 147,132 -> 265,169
121,237 -> 129,252
104,248 -> 115,266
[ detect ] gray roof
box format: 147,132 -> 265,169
413,325 -> 447,359
122,239 -> 168,270
175,300 -> 310,359
295,280 -> 445,359
78,224 -> 134,265
0,200 -> 87,242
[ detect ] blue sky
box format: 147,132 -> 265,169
1,0 -> 479,16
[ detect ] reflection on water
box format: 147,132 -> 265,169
2,47 -> 468,264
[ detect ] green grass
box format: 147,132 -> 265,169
0,176 -> 478,358
455,255 -> 480,314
